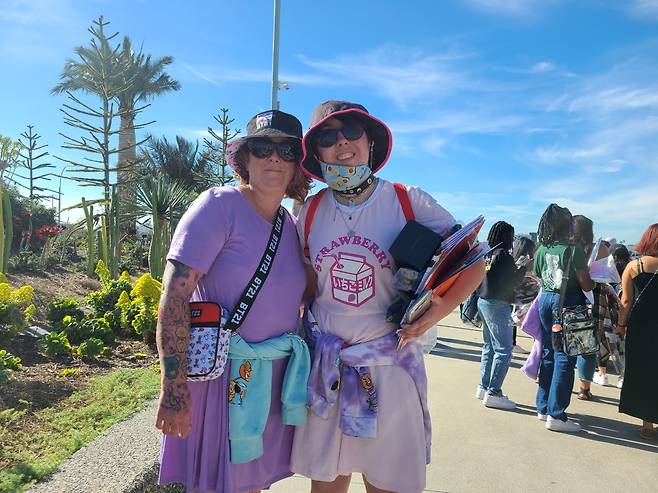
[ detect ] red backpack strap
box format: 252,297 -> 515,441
303,188 -> 328,259
393,182 -> 415,221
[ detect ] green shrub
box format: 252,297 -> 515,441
103,307 -> 123,334
80,318 -> 114,345
38,331 -> 72,357
8,251 -> 43,273
57,367 -> 80,377
86,279 -> 132,317
0,349 -> 23,370
60,317 -> 84,345
74,338 -> 107,359
47,299 -> 85,328
0,301 -> 28,343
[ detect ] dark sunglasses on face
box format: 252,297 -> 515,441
247,139 -> 300,162
315,122 -> 365,148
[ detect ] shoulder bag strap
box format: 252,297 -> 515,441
393,182 -> 415,221
224,206 -> 286,333
556,245 -> 574,320
303,188 -> 328,260
630,260 -> 658,315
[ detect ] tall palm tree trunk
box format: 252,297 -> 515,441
118,111 -> 137,234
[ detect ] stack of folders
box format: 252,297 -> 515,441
400,216 -> 492,325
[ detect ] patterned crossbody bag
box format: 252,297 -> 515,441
186,206 -> 286,381
557,246 -> 599,356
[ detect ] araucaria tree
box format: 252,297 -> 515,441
202,107 -> 240,187
53,16 -> 149,277
16,125 -> 56,201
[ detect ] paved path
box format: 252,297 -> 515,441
269,311 -> 658,493
28,311 -> 657,492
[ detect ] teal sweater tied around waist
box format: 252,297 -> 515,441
227,332 -> 310,464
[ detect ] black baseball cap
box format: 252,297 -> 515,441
226,110 -> 303,169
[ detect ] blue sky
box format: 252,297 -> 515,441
2,0 -> 658,243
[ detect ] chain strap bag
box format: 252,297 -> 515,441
557,246 -> 599,357
186,206 -> 286,381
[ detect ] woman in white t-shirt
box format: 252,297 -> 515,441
291,101 -> 485,493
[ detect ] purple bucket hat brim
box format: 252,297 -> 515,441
300,105 -> 393,182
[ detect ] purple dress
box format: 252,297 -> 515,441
158,187 -> 306,493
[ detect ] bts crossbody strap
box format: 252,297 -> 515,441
186,206 -> 286,381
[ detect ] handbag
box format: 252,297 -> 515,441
460,291 -> 482,327
186,206 -> 286,381
556,246 -> 598,356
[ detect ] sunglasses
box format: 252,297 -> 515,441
314,122 -> 365,148
247,139 -> 300,162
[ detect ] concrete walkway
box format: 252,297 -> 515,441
28,311 -> 658,492
272,311 -> 658,492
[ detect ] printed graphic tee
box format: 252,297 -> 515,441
297,179 -> 456,343
533,243 -> 588,294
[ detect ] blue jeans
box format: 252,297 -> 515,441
536,291 -> 584,420
478,298 -> 513,396
577,353 -> 597,382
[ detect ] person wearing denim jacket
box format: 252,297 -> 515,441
475,221 -> 527,410
533,204 -> 595,433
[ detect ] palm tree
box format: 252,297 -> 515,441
115,37 -> 180,207
52,20 -> 180,229
137,134 -> 208,193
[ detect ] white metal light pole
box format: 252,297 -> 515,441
271,0 -> 282,110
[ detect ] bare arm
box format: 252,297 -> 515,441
617,261 -> 636,331
576,268 -> 596,292
398,257 -> 486,346
154,260 -> 203,438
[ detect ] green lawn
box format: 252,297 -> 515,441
0,368 -> 160,493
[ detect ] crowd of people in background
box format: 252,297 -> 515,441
466,206 -> 657,440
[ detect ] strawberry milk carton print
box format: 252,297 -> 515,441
329,252 -> 375,307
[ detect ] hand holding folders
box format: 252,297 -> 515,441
387,216 -> 491,326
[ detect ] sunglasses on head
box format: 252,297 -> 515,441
247,139 -> 300,162
314,121 -> 366,148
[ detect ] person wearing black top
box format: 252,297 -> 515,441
476,221 -> 528,410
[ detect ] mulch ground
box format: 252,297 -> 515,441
1,267 -> 160,413
1,336 -> 159,412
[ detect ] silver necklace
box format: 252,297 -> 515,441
336,205 -> 365,238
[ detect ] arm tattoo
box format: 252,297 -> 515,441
157,260 -> 203,382
163,355 -> 181,380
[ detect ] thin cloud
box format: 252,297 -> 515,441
463,0 -> 559,18
390,112 -> 527,135
531,61 -> 555,73
626,0 -> 658,21
298,47 -> 475,108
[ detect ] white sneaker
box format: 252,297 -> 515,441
475,386 -> 486,400
537,413 -> 547,421
513,344 -> 530,354
617,377 -> 624,389
593,373 -> 609,386
483,393 -> 516,410
546,416 -> 582,433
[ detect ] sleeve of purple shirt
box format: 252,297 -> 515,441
167,187 -> 231,274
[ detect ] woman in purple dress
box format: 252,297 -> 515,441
155,110 -> 311,492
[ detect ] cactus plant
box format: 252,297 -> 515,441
81,198 -> 96,277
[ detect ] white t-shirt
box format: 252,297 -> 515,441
297,179 -> 456,343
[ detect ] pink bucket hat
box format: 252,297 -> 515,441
300,101 -> 393,182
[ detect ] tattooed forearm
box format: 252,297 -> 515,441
156,260 -> 203,382
163,355 -> 181,380
162,380 -> 191,412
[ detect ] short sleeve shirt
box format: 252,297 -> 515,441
533,243 -> 587,294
